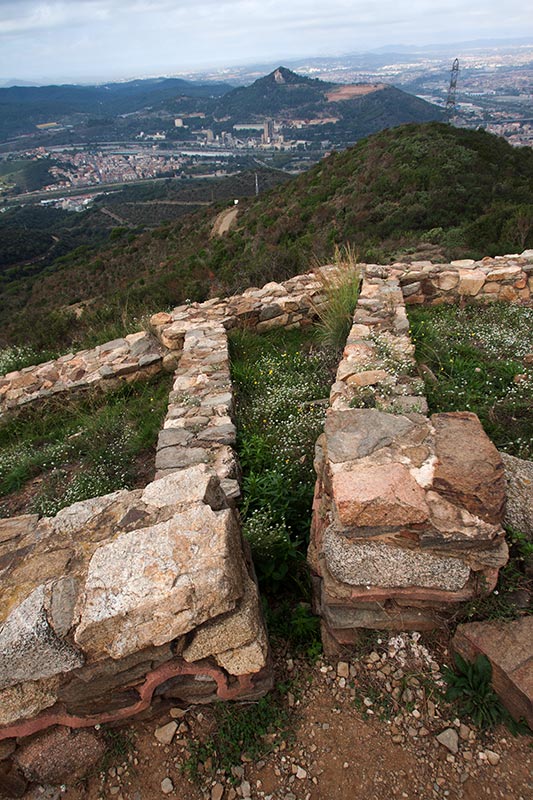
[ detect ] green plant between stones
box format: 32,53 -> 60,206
442,653 -> 528,733
312,244 -> 361,351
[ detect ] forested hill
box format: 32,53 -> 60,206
0,77 -> 232,140
2,122 -> 533,349
214,66 -> 442,135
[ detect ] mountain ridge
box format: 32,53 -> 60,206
2,122 -> 532,350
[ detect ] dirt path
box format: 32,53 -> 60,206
99,207 -> 134,226
211,205 -> 239,237
63,637 -> 532,800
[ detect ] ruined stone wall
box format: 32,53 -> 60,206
2,253 -> 531,418
309,271 -> 510,654
0,332 -> 165,416
0,252 -> 531,793
394,253 -> 533,306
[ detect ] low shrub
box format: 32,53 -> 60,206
312,244 -> 361,351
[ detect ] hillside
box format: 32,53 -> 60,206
0,77 -> 232,140
214,67 -> 442,144
2,122 -> 533,349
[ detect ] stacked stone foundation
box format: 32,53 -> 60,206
309,272 -> 511,654
0,252 -> 531,792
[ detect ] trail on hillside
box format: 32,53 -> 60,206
211,205 -> 239,237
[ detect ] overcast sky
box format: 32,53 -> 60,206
1,0 -> 532,84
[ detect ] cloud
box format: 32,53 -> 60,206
0,0 -> 531,82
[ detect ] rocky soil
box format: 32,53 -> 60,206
37,633 -> 533,800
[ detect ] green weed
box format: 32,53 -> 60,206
409,302 -> 533,459
230,327 -> 334,597
443,653 -> 527,732
0,376 -> 170,515
184,691 -> 291,781
312,244 -> 361,351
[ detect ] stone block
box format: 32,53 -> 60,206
155,446 -> 210,471
0,585 -> 84,691
15,727 -> 105,785
183,574 -> 267,675
0,677 -> 60,728
324,409 -> 415,462
458,269 -> 486,296
436,271 -> 460,290
485,266 -> 522,282
322,529 -> 470,590
74,505 -> 244,659
331,462 -> 429,527
345,369 -> 388,387
141,465 -> 226,511
453,618 -> 533,728
501,452 -> 533,540
432,412 -> 505,524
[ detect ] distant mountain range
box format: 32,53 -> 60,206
3,122 -> 532,350
0,77 -> 232,140
0,66 -> 442,143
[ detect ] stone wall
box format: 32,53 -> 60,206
2,253 -> 531,419
0,251 -> 531,793
394,253 -> 533,306
309,273 -> 510,654
0,332 -> 165,417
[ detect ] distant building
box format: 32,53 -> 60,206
174,118 -> 184,127
262,119 -> 274,144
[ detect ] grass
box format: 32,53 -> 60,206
409,302 -> 533,459
456,528 -> 532,623
230,327 -> 335,598
184,689 -> 291,781
312,244 -> 361,351
0,375 -> 171,517
0,344 -> 60,374
443,653 -> 529,733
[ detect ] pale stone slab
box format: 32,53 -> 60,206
141,465 -> 226,511
458,269 -> 486,296
75,505 -> 243,659
322,530 -> 470,590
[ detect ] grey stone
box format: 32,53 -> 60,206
501,451 -> 533,540
324,409 -> 414,462
0,585 -> 84,690
196,423 -> 236,444
436,728 -> 459,754
139,353 -> 162,368
157,428 -> 194,450
155,447 -> 210,471
322,528 -> 470,590
154,721 -> 178,745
